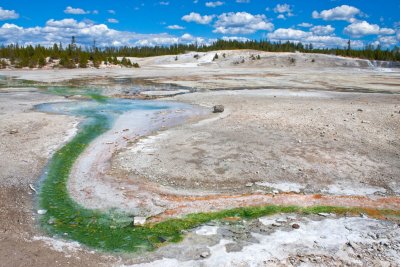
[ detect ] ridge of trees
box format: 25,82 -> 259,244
0,38 -> 399,69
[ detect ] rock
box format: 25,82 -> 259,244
158,236 -> 167,243
276,218 -> 287,223
9,129 -> 18,134
245,182 -> 254,187
357,109 -> 363,112
200,251 -> 210,258
318,213 -> 330,217
225,242 -> 243,252
213,105 -> 224,113
133,216 -> 146,226
272,223 -> 282,227
292,223 -> 300,229
37,209 -> 47,215
47,217 -> 56,225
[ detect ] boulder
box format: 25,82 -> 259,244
213,105 -> 224,113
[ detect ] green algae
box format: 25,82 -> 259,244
37,95 -> 400,254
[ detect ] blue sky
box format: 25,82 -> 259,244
0,0 -> 399,48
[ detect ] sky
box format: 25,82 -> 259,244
0,0 -> 399,49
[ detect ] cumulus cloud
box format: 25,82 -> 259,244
181,33 -> 193,40
213,12 -> 274,35
273,4 -> 293,19
167,25 -> 185,30
159,1 -> 170,6
108,10 -> 116,14
374,35 -> 398,47
312,5 -> 360,22
344,21 -> 395,37
222,36 -> 250,42
267,28 -> 364,49
64,6 -> 90,15
0,19 -> 212,47
0,7 -> 19,20
182,12 -> 214,24
236,0 -> 250,3
205,1 -> 224,8
310,25 -> 335,36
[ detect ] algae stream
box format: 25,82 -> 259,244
36,94 -> 400,253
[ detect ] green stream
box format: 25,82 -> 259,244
35,94 -> 398,254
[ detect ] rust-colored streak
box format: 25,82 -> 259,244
148,192 -> 400,223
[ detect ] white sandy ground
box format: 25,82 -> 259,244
1,51 -> 400,266
123,216 -> 400,267
2,51 -> 400,95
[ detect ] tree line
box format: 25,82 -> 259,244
0,38 -> 399,69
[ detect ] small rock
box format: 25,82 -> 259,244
276,218 -> 287,223
245,182 -> 254,187
133,216 -> 146,226
292,223 -> 300,229
213,105 -> 224,113
225,243 -> 243,252
200,251 -> 210,258
9,129 -> 18,134
272,223 -> 282,227
47,217 -> 56,225
357,109 -> 363,112
37,209 -> 47,215
158,236 -> 167,243
318,213 -> 330,217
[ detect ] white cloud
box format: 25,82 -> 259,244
274,4 -> 293,15
310,25 -> 335,36
277,14 -> 285,20
236,0 -> 250,3
298,22 -> 313,28
0,7 -> 19,20
312,5 -> 360,22
205,1 -> 224,8
267,28 -> 364,49
159,1 -> 170,6
107,18 -> 119,24
344,21 -> 395,37
379,28 -> 396,35
64,6 -> 90,15
0,19 -> 213,47
375,35 -> 398,47
181,33 -> 193,40
108,10 -> 116,14
268,28 -> 311,40
213,12 -> 274,35
273,4 -> 293,20
182,12 -> 214,24
222,36 -> 250,42
167,25 -> 185,30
